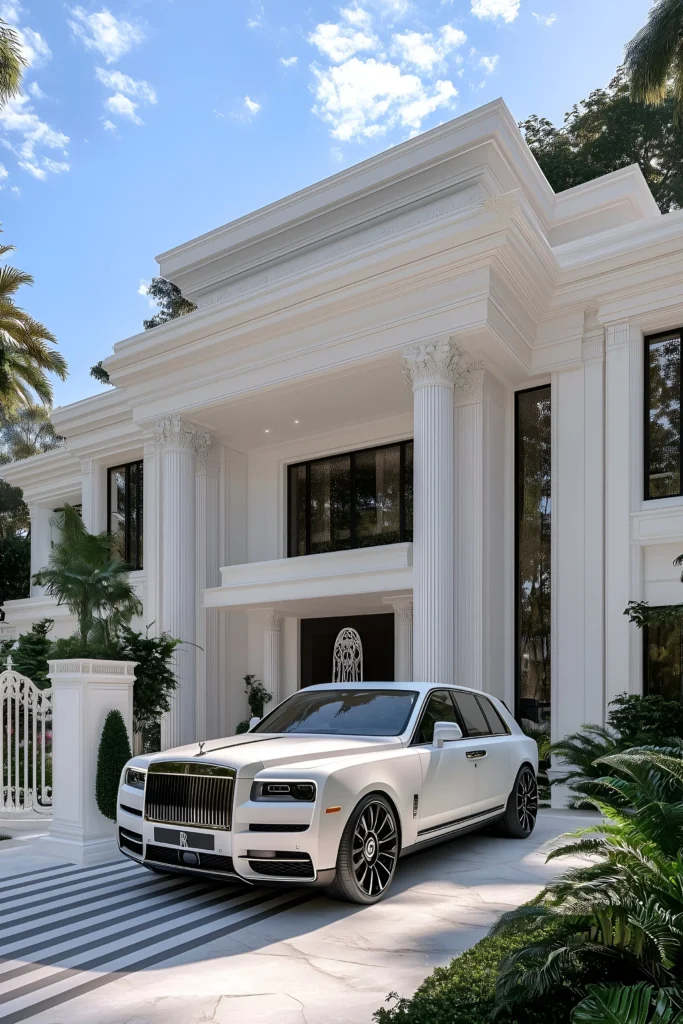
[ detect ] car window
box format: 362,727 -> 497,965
251,688 -> 419,736
414,690 -> 459,745
453,692 -> 491,737
477,696 -> 509,736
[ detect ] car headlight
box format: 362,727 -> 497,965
251,781 -> 316,802
125,768 -> 146,790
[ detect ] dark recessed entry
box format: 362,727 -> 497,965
300,614 -> 394,689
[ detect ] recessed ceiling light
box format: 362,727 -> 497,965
294,420 -> 299,425
264,429 -> 270,433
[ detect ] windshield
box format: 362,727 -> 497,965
252,688 -> 419,736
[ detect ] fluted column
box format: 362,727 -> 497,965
402,337 -> 462,685
262,610 -> 282,707
384,596 -> 413,681
154,415 -> 210,749
196,443 -> 220,740
454,361 -> 485,689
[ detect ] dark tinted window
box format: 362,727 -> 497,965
645,618 -> 683,701
453,692 -> 491,737
108,460 -> 143,570
646,333 -> 681,499
415,690 -> 459,744
477,697 -> 509,736
252,688 -> 419,736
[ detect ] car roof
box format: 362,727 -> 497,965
300,681 -> 493,698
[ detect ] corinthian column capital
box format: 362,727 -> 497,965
402,336 -> 465,390
453,359 -> 485,407
153,414 -> 211,457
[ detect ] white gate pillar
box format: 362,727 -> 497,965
37,658 -> 135,865
154,415 -> 210,749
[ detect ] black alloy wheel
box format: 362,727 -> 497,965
326,794 -> 399,904
497,765 -> 538,838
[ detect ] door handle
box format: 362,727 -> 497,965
466,750 -> 487,759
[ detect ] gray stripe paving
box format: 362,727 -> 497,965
0,856 -> 315,1022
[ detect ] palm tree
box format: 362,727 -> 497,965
0,240 -> 67,414
0,18 -> 25,106
33,505 -> 143,645
625,0 -> 683,119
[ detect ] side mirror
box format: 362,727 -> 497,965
248,716 -> 261,730
433,721 -> 463,748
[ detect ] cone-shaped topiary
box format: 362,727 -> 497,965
96,709 -> 131,821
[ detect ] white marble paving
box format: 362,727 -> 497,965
0,810 -> 598,1024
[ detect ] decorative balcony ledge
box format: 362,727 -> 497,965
204,542 -> 413,609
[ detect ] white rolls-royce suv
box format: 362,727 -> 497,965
117,682 -> 538,904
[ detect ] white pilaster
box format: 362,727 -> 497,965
28,505 -> 52,595
196,443 -> 220,740
262,610 -> 282,705
80,458 -> 107,534
454,361 -> 485,690
154,415 -> 210,749
402,337 -> 461,685
604,323 -> 642,708
384,596 -> 413,681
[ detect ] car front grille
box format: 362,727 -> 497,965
144,761 -> 235,830
119,826 -> 143,857
145,843 -> 236,875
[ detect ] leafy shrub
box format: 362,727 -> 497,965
2,618 -> 53,685
236,674 -> 272,733
571,983 -> 683,1023
493,746 -> 683,1010
95,709 -> 132,821
608,693 -> 683,743
373,919 -> 577,1024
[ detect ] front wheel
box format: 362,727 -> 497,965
326,794 -> 399,904
497,765 -> 538,838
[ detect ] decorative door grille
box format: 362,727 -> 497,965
332,628 -> 363,683
1,658 -> 52,816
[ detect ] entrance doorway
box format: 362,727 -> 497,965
300,614 -> 394,688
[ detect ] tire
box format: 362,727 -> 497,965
497,764 -> 538,838
326,794 -> 400,904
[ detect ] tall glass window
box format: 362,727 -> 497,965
108,460 -> 143,569
645,619 -> 683,701
288,441 -> 413,557
645,331 -> 682,499
515,387 -> 551,731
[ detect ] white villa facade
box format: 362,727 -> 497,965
4,99 -> 683,760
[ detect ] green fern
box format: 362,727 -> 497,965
572,983 -> 683,1023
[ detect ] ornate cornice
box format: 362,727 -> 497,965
402,337 -> 464,389
153,414 -> 211,456
483,193 -> 519,222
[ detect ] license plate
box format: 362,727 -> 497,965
154,827 -> 215,851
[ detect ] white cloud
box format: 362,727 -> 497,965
138,279 -> 156,308
68,6 -> 144,63
478,54 -> 499,73
0,92 -> 69,175
42,157 -> 70,173
19,159 -> 46,179
393,24 -> 466,71
279,55 -> 298,67
372,0 -> 410,16
102,118 -> 116,131
0,2 -> 51,67
0,162 -> 7,180
95,67 -> 156,104
105,92 -> 142,124
243,95 -> 261,115
311,56 -> 457,141
471,0 -> 520,22
0,1 -> 20,25
532,11 -> 556,25
10,184 -> 20,195
309,8 -> 378,63
27,81 -> 45,99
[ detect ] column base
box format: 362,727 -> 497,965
33,832 -> 120,866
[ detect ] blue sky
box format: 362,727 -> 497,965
2,0 -> 653,407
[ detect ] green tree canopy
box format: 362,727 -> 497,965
142,277 -> 197,330
625,0 -> 683,121
521,72 -> 683,213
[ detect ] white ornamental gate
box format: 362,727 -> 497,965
1,658 -> 52,819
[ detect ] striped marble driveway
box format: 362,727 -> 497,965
0,858 -> 313,1023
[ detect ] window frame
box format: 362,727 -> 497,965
107,459 -> 144,571
410,688 -> 463,746
287,439 -> 414,557
642,616 -> 683,701
644,329 -> 683,501
452,691 -> 493,738
476,695 -> 510,736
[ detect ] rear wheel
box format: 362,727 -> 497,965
326,794 -> 399,904
497,765 -> 538,838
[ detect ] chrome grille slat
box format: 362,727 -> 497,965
144,764 -> 233,830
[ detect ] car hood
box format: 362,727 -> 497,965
139,733 -> 404,777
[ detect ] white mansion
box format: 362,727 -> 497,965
4,99 -> 683,757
